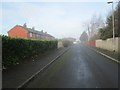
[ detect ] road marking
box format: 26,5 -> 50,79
86,45 -> 120,64
17,47 -> 70,88
94,49 -> 120,64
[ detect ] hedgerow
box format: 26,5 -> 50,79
62,40 -> 73,47
2,36 -> 58,67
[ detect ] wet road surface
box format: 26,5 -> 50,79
26,44 -> 118,88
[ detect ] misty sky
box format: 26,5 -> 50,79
1,0 -> 118,40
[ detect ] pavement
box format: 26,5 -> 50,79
2,47 -> 69,88
25,44 -> 118,88
86,45 -> 119,61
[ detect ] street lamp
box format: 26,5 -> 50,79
107,1 -> 115,51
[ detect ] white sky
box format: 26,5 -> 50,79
1,0 -> 119,2
1,0 -> 119,40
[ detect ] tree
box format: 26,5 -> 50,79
83,14 -> 104,41
62,37 -> 76,42
80,31 -> 88,42
89,14 -> 104,40
82,21 -> 91,40
117,1 -> 120,37
99,3 -> 119,40
60,37 -> 75,47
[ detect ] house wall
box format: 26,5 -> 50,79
46,36 -> 53,40
41,36 -> 46,40
32,33 -> 36,38
8,25 -> 28,38
8,25 -> 55,40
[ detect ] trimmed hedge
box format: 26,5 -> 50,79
2,36 -> 58,67
62,40 -> 73,47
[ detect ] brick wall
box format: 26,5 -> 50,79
86,40 -> 96,46
8,25 -> 28,38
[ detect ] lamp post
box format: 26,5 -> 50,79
107,1 -> 115,51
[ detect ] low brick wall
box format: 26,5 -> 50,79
86,37 -> 119,53
86,40 -> 96,46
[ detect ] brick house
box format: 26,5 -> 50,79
7,24 -> 55,40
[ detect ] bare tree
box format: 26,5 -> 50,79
83,21 -> 91,41
82,14 -> 105,41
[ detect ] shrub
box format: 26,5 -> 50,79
62,40 -> 73,47
2,36 -> 58,67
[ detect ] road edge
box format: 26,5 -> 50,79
85,45 -> 120,64
17,47 -> 70,88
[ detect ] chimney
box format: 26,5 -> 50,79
41,30 -> 43,33
23,23 -> 27,28
32,27 -> 35,30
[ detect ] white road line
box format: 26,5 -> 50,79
94,49 -> 120,64
86,46 -> 120,64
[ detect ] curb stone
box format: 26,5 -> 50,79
85,45 -> 120,64
17,47 -> 70,88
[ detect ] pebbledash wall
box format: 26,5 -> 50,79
58,41 -> 64,48
87,37 -> 120,53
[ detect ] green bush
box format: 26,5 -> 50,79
62,40 -> 73,47
2,36 -> 58,67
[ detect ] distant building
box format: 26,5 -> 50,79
7,24 -> 55,40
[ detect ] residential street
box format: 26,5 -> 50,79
2,1 -> 120,89
26,44 -> 118,88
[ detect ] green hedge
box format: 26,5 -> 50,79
62,40 -> 73,47
2,36 -> 58,67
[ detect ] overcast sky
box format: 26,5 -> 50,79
1,0 -> 118,40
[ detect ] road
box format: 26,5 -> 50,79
26,44 -> 118,88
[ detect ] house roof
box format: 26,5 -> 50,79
19,25 -> 54,38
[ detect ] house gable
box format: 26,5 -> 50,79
8,24 -> 55,40
8,25 -> 28,38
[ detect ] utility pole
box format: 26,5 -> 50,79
107,1 -> 115,51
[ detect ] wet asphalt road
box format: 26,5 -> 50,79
26,44 -> 118,88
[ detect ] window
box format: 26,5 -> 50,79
32,33 -> 35,38
30,32 -> 32,37
37,34 -> 39,38
39,35 -> 40,38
